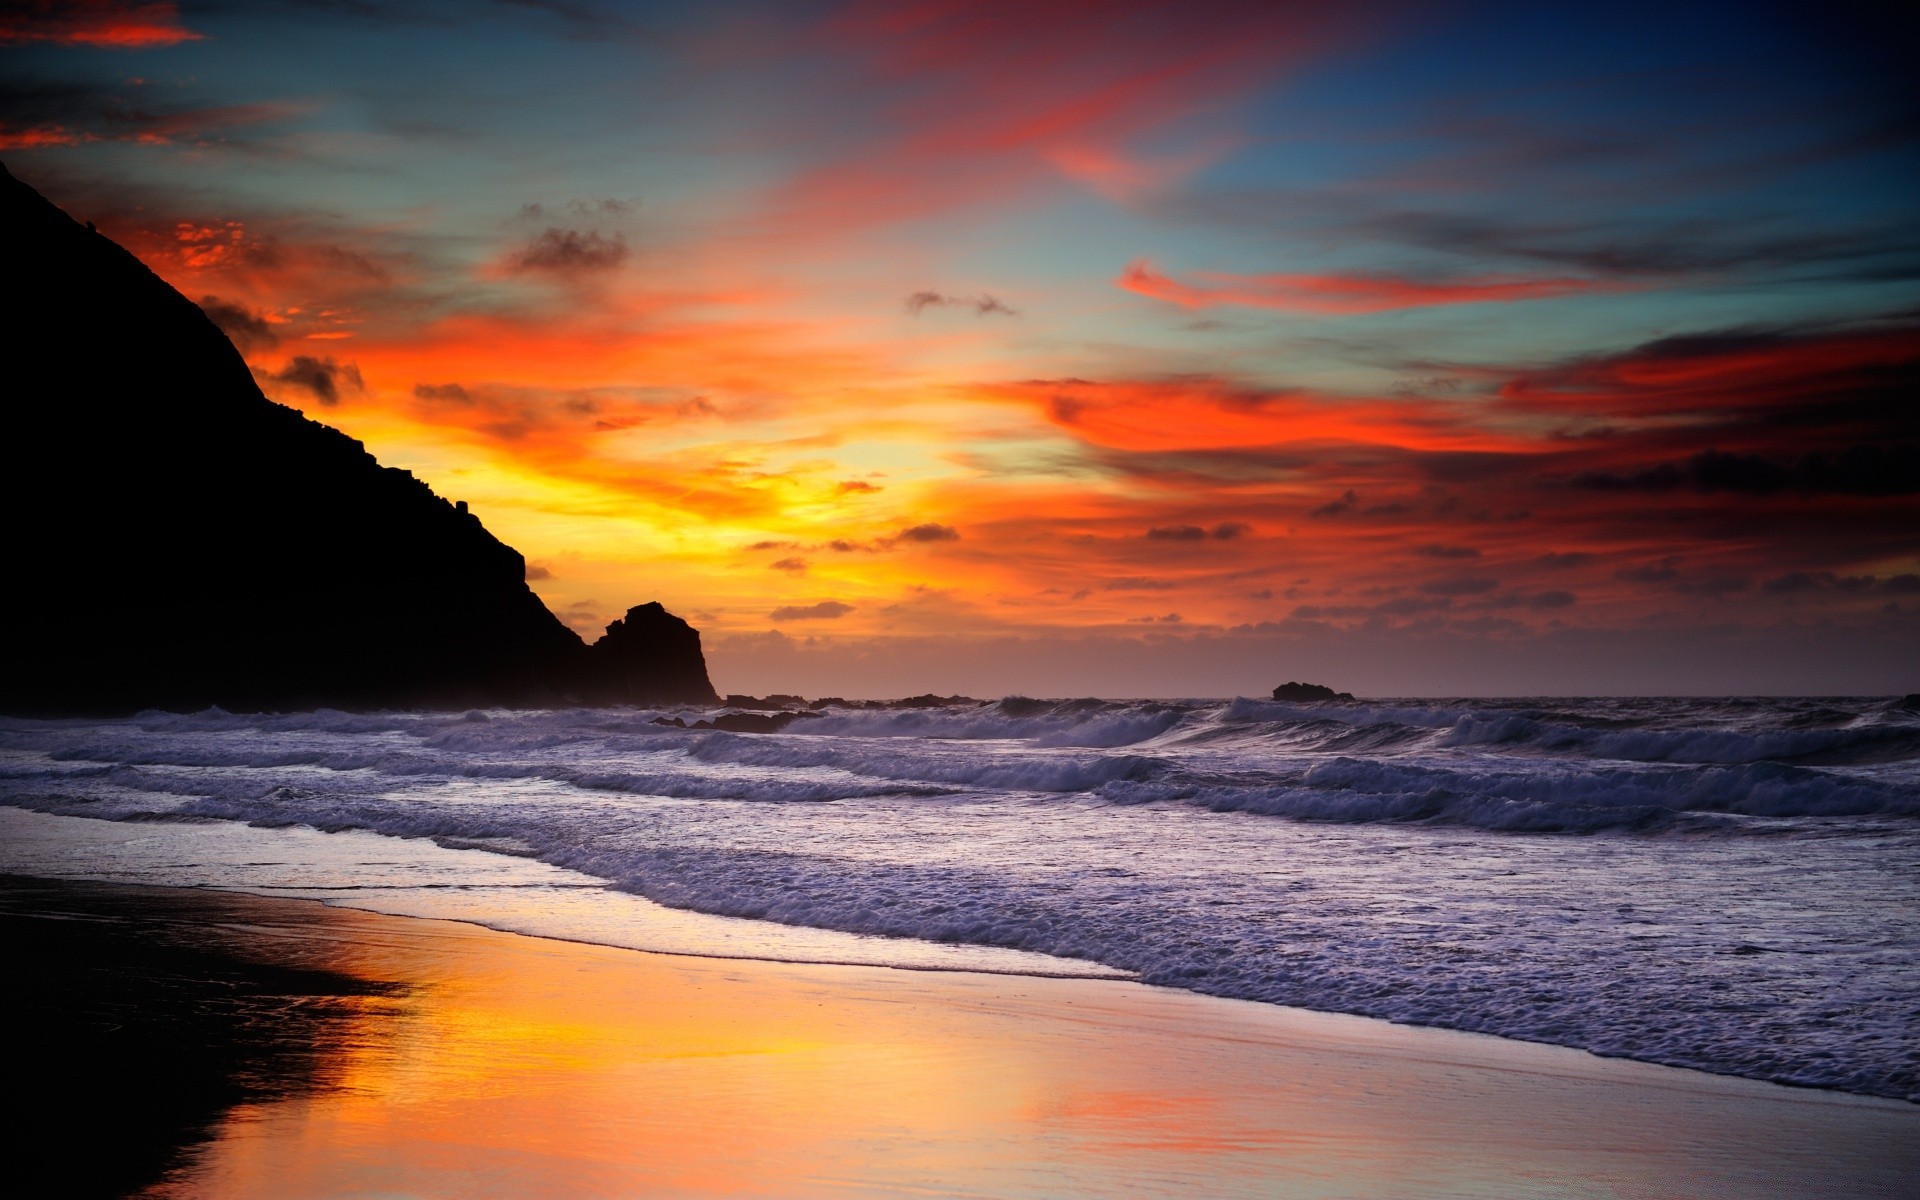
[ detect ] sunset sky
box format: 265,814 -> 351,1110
5,0 -> 1916,696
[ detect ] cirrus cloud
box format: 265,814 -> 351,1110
1118,259 -> 1619,315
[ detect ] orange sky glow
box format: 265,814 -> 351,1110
8,0 -> 1915,693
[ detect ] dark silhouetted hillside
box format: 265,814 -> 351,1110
0,163 -> 717,714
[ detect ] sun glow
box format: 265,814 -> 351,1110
14,0 -> 1913,691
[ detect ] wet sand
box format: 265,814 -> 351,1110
5,875 -> 1914,1199
0,877 -> 401,1198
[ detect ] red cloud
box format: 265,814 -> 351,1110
1118,260 -> 1614,314
0,126 -> 85,150
1498,325 -> 1920,423
0,100 -> 308,155
957,318 -> 1918,633
764,1 -> 1383,232
989,375 -> 1526,456
0,2 -> 201,48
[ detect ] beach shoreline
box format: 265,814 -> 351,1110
7,871 -> 1914,1199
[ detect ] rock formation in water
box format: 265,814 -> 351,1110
0,162 -> 718,714
1271,681 -> 1355,702
579,603 -> 719,707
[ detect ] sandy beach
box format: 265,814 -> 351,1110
6,875 -> 1913,1200
6,4 -> 1916,1196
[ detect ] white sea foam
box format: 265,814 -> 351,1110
2,695 -> 1917,1102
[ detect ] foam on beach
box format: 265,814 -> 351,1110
13,874 -> 1914,1199
2,695 -> 1917,1102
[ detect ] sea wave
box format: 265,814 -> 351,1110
3,695 -> 1918,1102
7,694 -> 1918,833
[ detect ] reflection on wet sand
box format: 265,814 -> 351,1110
9,876 -> 1914,1199
0,876 -> 402,1199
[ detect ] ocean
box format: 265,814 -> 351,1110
3,695 -> 1916,1102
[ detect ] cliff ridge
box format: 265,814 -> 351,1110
0,162 -> 716,714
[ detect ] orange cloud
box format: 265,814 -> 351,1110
987,375 -> 1530,456
0,2 -> 201,48
103,211 -> 401,349
89,177 -> 1914,649
1118,260 -> 1614,314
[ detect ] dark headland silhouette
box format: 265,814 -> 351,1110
0,163 -> 717,715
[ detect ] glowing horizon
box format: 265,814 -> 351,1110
5,0 -> 1915,695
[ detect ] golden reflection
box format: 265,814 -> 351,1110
151,906 -> 1920,1200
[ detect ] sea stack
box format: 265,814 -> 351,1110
0,162 -> 717,714
1271,681 -> 1355,702
578,603 -> 718,706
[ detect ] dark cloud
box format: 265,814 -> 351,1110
1512,320 -> 1918,429
1309,489 -> 1358,517
199,295 -> 278,353
0,77 -> 112,127
1104,577 -> 1178,591
1149,522 -> 1250,541
1573,463 -> 1685,492
1675,574 -> 1754,598
1700,446 -> 1920,497
413,382 -> 470,403
1537,551 -> 1595,569
488,0 -> 642,39
1012,316 -> 1915,622
905,291 -> 1019,317
1345,208 -> 1920,282
1616,559 -> 1681,584
770,600 -> 854,621
770,557 -> 808,572
1412,451 -> 1532,485
264,356 -> 362,405
1761,572 -> 1811,596
524,562 -> 552,581
1415,544 -> 1480,559
1571,445 -> 1920,497
516,198 -> 634,223
1373,596 -> 1453,616
1761,571 -> 1917,596
217,1 -> 644,39
837,480 -> 882,493
509,227 -> 628,274
1528,590 -> 1577,610
0,76 -> 308,148
1292,604 -> 1368,619
895,523 -> 960,543
1763,571 -> 1838,595
1421,575 -> 1500,596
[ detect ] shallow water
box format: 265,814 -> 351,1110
3,695 -> 1916,1100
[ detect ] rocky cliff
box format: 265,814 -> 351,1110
0,163 -> 717,714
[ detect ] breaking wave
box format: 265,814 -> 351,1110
3,693 -> 1918,1103
8,693 -> 1918,831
